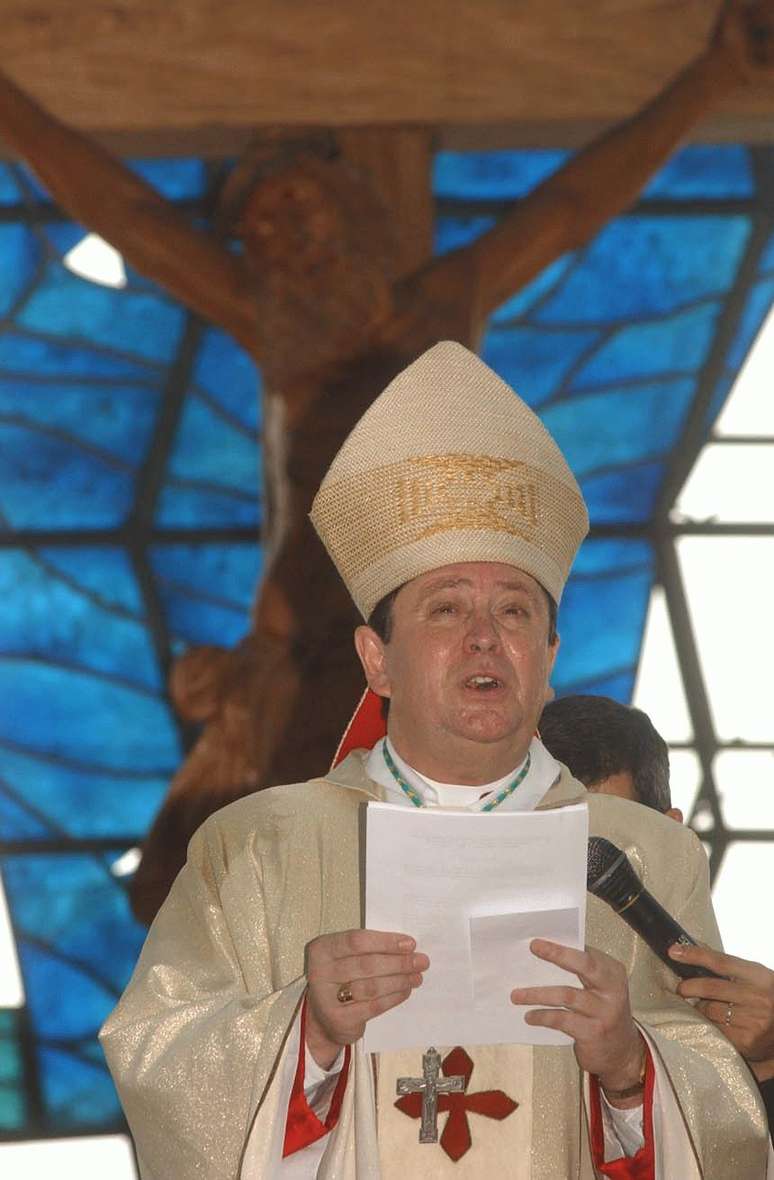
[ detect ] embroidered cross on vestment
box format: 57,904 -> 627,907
395,1046 -> 519,1161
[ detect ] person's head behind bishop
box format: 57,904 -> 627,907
539,694 -> 684,822
310,341 -> 589,786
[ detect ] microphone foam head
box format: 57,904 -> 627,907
587,836 -> 624,888
587,836 -> 642,908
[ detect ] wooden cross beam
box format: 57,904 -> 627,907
4,0 -> 774,156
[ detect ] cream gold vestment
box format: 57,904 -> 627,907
101,753 -> 770,1179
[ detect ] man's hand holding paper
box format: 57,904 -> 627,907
305,929 -> 430,1067
512,939 -> 646,1104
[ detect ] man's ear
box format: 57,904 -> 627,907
354,625 -> 392,698
666,807 -> 684,823
544,633 -> 560,703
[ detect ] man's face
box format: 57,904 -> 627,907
355,561 -> 558,784
590,773 -> 683,823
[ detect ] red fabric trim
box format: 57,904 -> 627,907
331,688 -> 386,768
282,998 -> 351,1157
588,1046 -> 656,1179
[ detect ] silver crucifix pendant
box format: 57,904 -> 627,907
396,1046 -> 465,1143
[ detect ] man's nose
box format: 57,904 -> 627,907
465,612 -> 499,652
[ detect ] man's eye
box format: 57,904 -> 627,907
431,602 -> 456,616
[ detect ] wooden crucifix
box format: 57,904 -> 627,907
0,1 -> 772,922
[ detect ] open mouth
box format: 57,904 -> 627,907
464,675 -> 503,692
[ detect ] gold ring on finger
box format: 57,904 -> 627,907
724,1002 -> 734,1026
336,983 -> 354,1004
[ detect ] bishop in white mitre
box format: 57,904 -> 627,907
101,343 -> 773,1179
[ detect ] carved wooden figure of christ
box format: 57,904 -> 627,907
1,0 -> 772,921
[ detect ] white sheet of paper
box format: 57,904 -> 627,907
363,801 -> 588,1053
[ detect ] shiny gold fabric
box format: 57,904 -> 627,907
101,753 -> 770,1179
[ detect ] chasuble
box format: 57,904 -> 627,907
101,751 -> 772,1179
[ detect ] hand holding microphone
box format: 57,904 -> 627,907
671,945 -> 774,1080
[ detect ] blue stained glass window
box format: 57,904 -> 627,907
705,275 -> 774,430
0,376 -> 160,466
705,370 -> 736,432
0,163 -> 22,204
128,157 -> 207,200
434,145 -> 754,204
562,670 -> 637,702
581,462 -> 665,524
482,324 -> 600,407
193,327 -> 260,432
43,222 -> 90,258
159,598 -> 249,653
434,215 -> 496,256
553,538 -> 653,701
0,225 -> 41,316
150,542 -> 261,609
572,537 -> 652,576
570,302 -> 720,388
725,275 -> 774,370
13,162 -> 53,203
0,329 -> 158,381
150,543 -> 262,648
0,550 -> 160,692
36,1044 -> 121,1128
1,745 -> 168,840
20,942 -> 120,1043
36,548 -> 143,617
0,661 -> 179,773
0,1010 -> 25,1131
2,853 -> 145,1011
491,254 -> 576,323
0,421 -> 137,529
535,216 -> 751,323
541,378 -> 695,477
1,851 -> 145,1127
0,788 -> 52,840
14,156 -> 207,208
166,393 -> 259,495
759,229 -> 774,275
641,145 -> 754,199
433,149 -> 570,200
554,561 -> 653,693
18,264 -> 185,363
155,480 -> 261,529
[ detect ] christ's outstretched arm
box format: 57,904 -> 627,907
427,0 -> 774,327
0,69 -> 256,349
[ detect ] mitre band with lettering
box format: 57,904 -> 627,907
310,340 -> 589,618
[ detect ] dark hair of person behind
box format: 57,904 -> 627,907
538,694 -> 671,813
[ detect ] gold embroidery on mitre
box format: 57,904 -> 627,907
395,455 -> 540,533
312,452 -> 584,593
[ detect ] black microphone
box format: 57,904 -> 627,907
587,836 -> 723,980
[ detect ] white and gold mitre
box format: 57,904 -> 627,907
310,341 -> 589,619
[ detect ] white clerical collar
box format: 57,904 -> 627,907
365,735 -> 561,812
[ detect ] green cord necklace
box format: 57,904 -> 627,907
381,739 -> 532,813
